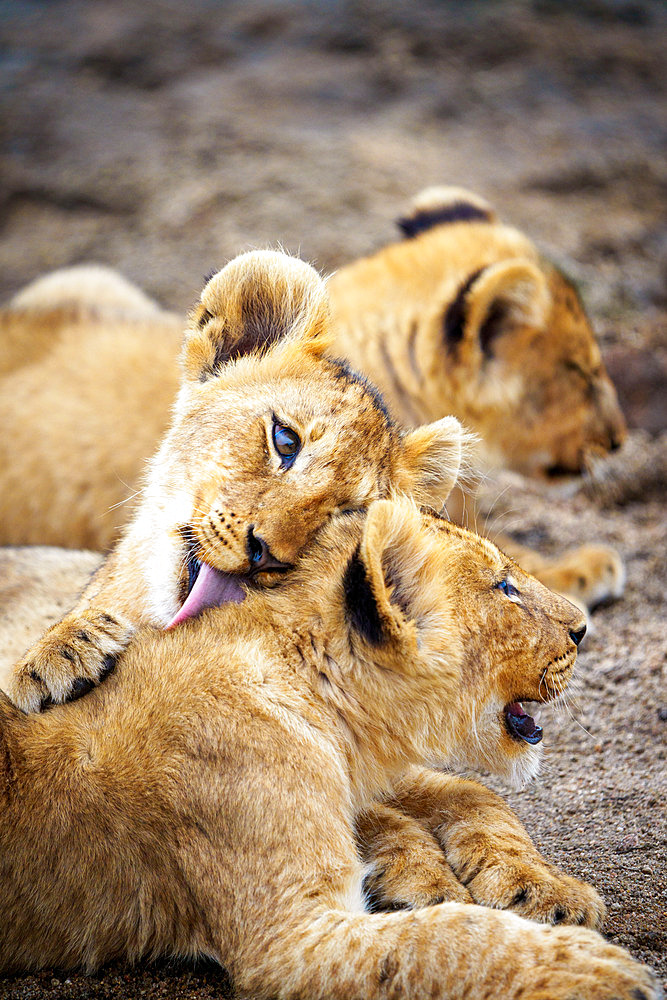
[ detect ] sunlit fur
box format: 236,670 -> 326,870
329,185 -> 626,478
0,267 -> 184,549
328,185 -> 628,612
0,194 -> 626,615
6,250 -> 466,713
0,189 -> 625,553
0,499 -> 658,999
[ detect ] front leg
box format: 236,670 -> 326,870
237,902 -> 657,1000
391,766 -> 605,929
7,608 -> 134,712
356,802 -> 471,910
5,549 -> 138,713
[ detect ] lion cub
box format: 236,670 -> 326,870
0,499 -> 657,998
6,250 -> 465,713
328,185 -> 627,612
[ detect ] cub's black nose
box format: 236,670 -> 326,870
569,624 -> 587,647
246,526 -> 292,573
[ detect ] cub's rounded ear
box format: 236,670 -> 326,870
399,415 -> 475,508
444,259 -> 550,358
344,499 -> 428,659
397,186 -> 496,239
182,250 -> 331,382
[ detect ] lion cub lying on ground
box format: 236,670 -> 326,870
0,499 -> 657,998
3,250 -> 613,929
328,185 -> 627,611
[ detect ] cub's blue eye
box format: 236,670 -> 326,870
497,579 -> 520,598
272,422 -> 301,468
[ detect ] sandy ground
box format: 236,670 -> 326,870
0,0 -> 665,995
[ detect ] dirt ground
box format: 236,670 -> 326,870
0,0 -> 665,995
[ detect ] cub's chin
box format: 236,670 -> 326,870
442,705 -> 544,790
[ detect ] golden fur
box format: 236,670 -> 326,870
328,185 -> 628,611
0,547 -> 102,691
0,269 -> 183,549
1,247 -> 610,937
5,249 -> 464,714
0,189 -> 625,568
0,498 -> 658,998
329,185 -> 626,477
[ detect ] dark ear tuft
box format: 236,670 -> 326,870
397,186 -> 496,240
443,268 -> 485,351
398,202 -> 493,239
203,268 -> 219,286
197,307 -> 213,330
343,547 -> 386,646
478,301 -> 508,357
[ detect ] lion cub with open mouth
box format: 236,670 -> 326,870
0,498 -> 658,999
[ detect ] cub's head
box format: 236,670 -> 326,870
136,251 -> 466,627
397,186 -> 626,480
320,498 -> 587,786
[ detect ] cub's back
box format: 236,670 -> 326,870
0,308 -> 182,549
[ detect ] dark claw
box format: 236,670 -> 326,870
100,654 -> 117,680
68,677 -> 96,702
364,891 -> 409,914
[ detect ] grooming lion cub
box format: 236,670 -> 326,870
0,499 -> 658,998
5,250 -> 465,714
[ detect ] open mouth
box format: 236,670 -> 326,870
544,463 -> 585,480
504,702 -> 543,745
166,528 -> 292,630
166,554 -> 247,629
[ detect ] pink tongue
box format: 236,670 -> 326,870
166,562 -> 246,629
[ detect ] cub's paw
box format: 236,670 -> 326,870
519,922 -> 661,999
536,544 -> 625,613
468,860 -> 606,929
7,610 -> 134,713
365,842 -> 472,911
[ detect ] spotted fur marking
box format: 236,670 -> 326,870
326,357 -> 394,429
